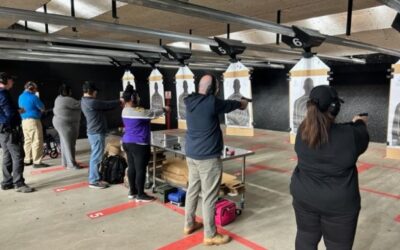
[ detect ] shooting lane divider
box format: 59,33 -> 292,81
223,62 -> 254,137
395,215 -> 400,223
175,66 -> 195,130
289,56 -> 330,144
31,163 -> 88,175
158,202 -> 268,250
356,162 -> 375,174
149,68 -> 166,125
386,60 -> 400,159
360,187 -> 400,200
53,181 -> 88,193
86,201 -> 150,219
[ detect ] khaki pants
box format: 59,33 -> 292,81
22,119 -> 43,164
185,157 -> 222,238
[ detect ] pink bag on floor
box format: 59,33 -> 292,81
215,199 -> 237,226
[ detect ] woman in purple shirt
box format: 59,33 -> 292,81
121,87 -> 168,202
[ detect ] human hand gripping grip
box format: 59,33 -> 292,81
353,113 -> 368,124
240,97 -> 251,110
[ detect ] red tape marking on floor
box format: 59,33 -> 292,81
289,156 -> 298,161
357,163 -> 374,173
218,227 -> 268,250
360,187 -> 400,200
160,203 -> 268,250
87,201 -> 148,219
380,165 -> 400,172
395,215 -> 400,223
31,166 -> 65,175
31,164 -> 88,175
234,164 -> 290,176
53,181 -> 88,193
157,231 -> 203,250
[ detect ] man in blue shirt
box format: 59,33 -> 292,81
18,81 -> 49,168
0,72 -> 34,193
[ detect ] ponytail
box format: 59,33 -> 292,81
300,101 -> 334,148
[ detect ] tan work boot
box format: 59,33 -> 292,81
203,233 -> 231,246
183,221 -> 203,235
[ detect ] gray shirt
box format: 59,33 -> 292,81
53,95 -> 81,124
81,97 -> 120,135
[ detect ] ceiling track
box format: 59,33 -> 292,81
0,7 -> 369,64
378,0 -> 400,12
118,0 -> 400,58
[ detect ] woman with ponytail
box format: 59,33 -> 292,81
121,84 -> 169,202
290,85 -> 369,250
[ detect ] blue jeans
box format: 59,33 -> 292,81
87,133 -> 105,184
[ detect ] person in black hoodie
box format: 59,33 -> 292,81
290,85 -> 369,250
183,74 -> 248,246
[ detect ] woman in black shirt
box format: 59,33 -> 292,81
290,85 -> 369,250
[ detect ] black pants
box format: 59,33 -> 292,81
0,130 -> 25,187
293,200 -> 359,250
123,143 -> 150,196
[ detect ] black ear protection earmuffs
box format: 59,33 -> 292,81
25,81 -> 37,92
328,97 -> 341,117
205,75 -> 219,96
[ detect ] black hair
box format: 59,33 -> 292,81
59,84 -> 72,97
122,85 -> 139,105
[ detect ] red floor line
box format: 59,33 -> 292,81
159,203 -> 268,250
357,163 -> 375,173
359,187 -> 400,200
31,166 -> 65,175
31,164 -> 88,175
53,181 -> 88,193
217,227 -> 268,250
380,165 -> 400,172
395,215 -> 400,223
87,201 -> 148,219
157,231 -> 204,250
234,164 -> 291,176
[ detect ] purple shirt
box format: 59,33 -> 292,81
122,107 -> 164,144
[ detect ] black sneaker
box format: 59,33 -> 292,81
15,184 -> 35,193
33,163 -> 50,168
24,161 -> 33,166
89,182 -> 109,189
1,183 -> 14,190
128,190 -> 138,199
135,194 -> 155,203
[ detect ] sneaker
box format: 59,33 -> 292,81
203,234 -> 231,246
15,184 -> 35,193
24,161 -> 33,166
184,221 -> 203,235
128,190 -> 138,199
66,165 -> 82,170
88,182 -> 109,189
135,194 -> 155,202
33,163 -> 50,168
1,183 -> 14,190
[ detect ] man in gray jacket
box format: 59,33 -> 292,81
81,81 -> 121,189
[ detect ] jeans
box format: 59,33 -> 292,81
185,157 -> 222,238
87,133 -> 105,184
123,143 -> 151,196
0,129 -> 25,187
293,199 -> 359,250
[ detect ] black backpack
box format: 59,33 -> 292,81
99,155 -> 128,184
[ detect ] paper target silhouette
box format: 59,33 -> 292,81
223,61 -> 254,136
175,66 -> 195,129
149,68 -> 165,124
289,56 -> 330,144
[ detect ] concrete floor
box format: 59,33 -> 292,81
0,129 -> 399,250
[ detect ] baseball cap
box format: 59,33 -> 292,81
82,81 -> 99,92
309,85 -> 344,111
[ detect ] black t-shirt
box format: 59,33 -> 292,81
290,120 -> 369,214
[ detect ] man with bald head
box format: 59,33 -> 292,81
183,74 -> 248,246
